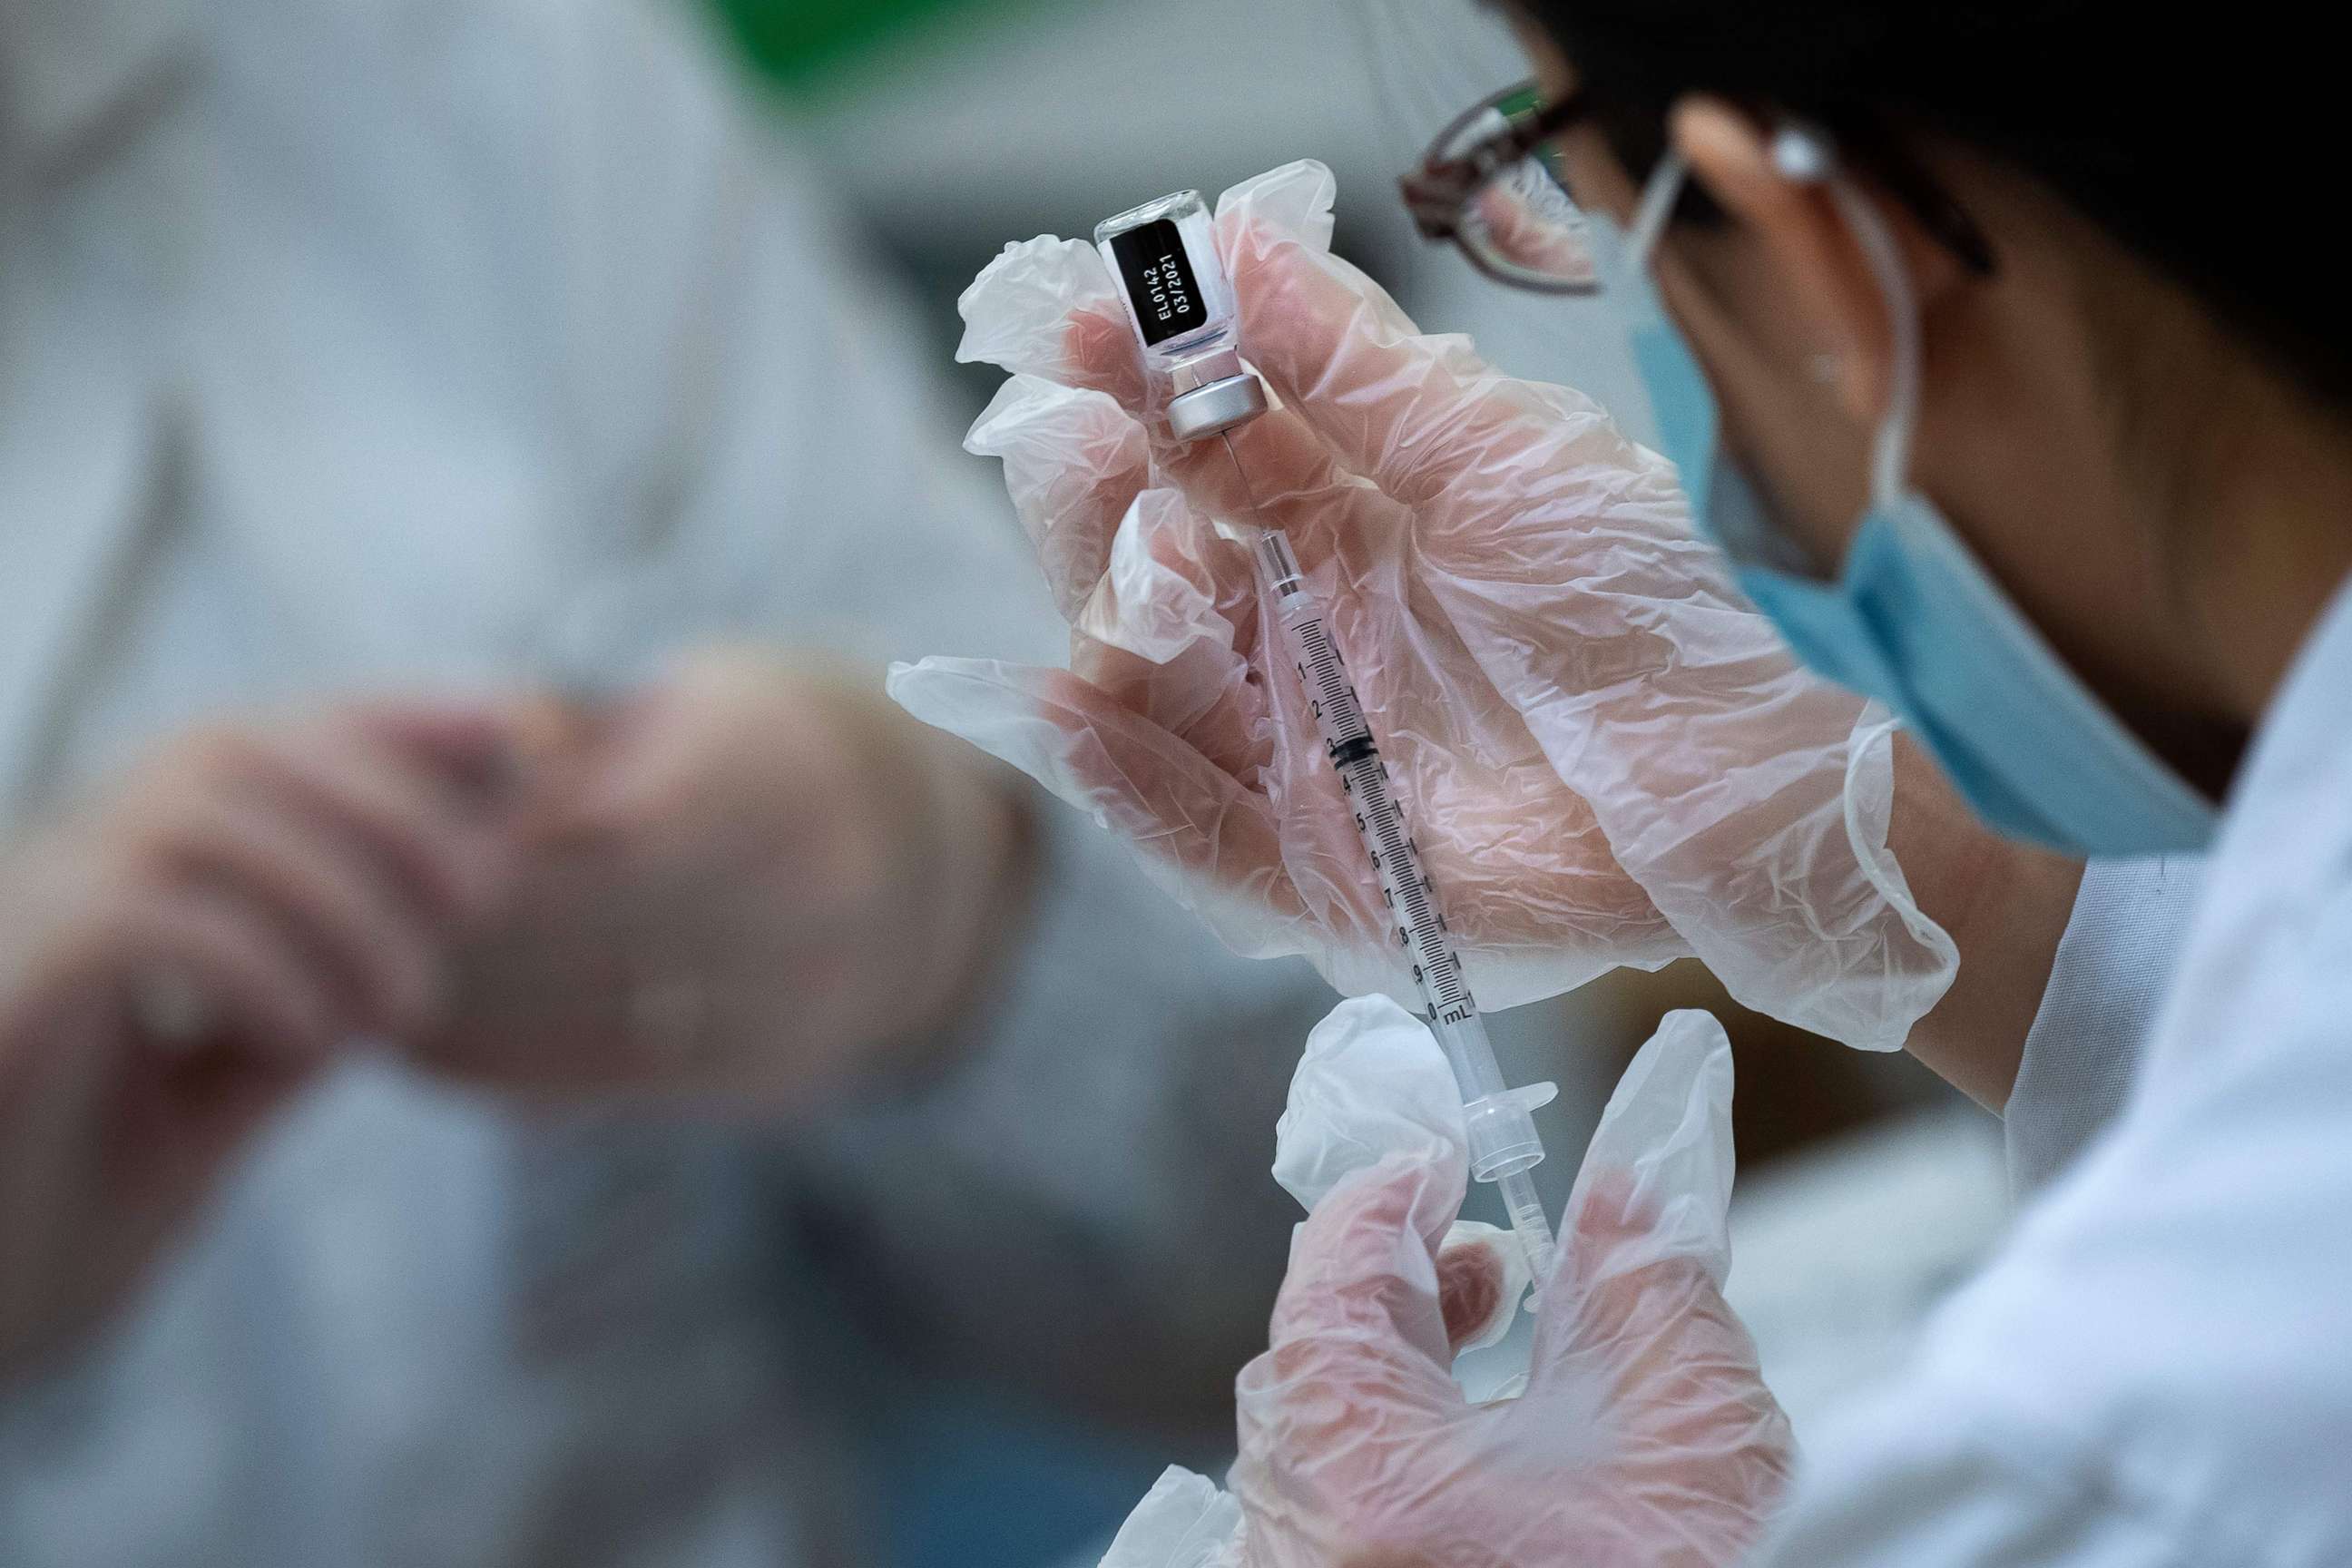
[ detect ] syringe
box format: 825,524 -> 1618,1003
1095,191 -> 1559,1288
1228,446 -> 1558,1287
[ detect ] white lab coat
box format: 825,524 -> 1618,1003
2004,857 -> 2203,1196
0,1 -> 1321,1562
1757,575 -> 2352,1565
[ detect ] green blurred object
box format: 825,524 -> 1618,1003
708,0 -> 1046,87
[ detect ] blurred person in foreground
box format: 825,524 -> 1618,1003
0,0 -> 1328,1561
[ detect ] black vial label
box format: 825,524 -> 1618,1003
1109,219 -> 1209,348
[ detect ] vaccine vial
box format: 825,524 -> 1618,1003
1095,190 -> 1269,444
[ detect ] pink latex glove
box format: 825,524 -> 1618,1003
1091,1011 -> 1787,1568
890,161 -> 1952,1044
1234,1009 -> 1791,1568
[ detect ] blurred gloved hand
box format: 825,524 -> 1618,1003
891,160 -> 1953,1044
417,647 -> 1029,1107
1099,1009 -> 1793,1568
0,700 -> 524,1376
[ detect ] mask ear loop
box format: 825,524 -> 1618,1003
1769,127 -> 1966,1006
1772,125 -> 1924,510
1638,126 -> 1921,509
1625,150 -> 1689,269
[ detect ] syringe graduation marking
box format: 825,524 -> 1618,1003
1225,434 -> 1485,1033
1287,610 -> 1479,1029
1293,617 -> 1365,738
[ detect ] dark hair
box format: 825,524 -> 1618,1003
1518,2 -> 2349,406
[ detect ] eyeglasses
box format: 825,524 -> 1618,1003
1399,83 -> 1600,294
1400,82 -> 1998,295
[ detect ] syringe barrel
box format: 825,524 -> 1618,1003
1256,531 -> 1546,1185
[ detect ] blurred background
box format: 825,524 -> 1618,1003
0,3 -> 2006,1567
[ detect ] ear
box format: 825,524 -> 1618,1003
1670,97 -> 1969,426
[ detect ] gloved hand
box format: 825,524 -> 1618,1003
890,160 -> 1953,1044
1099,1009 -> 1794,1568
417,647 -> 1030,1107
0,700 -> 524,1376
1237,1008 -> 1790,1567
1268,995 -> 1541,1356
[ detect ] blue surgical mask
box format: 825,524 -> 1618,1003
1611,134 -> 2219,857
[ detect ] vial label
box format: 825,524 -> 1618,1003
1107,219 -> 1209,348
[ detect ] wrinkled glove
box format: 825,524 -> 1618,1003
891,159 -> 1954,1044
1269,995 -> 1535,1355
1101,1007 -> 1793,1568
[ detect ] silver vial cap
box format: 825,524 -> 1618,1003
1167,371 -> 1269,443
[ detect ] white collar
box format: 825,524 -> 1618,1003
2209,568 -> 2352,885
1,0 -> 199,170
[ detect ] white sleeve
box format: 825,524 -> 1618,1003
1753,851 -> 2352,1568
2005,856 -> 2203,1194
1750,1395 -> 2210,1568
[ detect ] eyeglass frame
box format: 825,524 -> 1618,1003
1399,82 -> 1999,295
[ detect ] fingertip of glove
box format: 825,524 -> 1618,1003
1078,489 -> 1234,664
889,657 -> 1113,726
1436,1221 -> 1529,1354
1295,1151 -> 1455,1274
962,372 -> 1128,458
953,241 -> 1027,364
1562,1008 -> 1740,1292
1216,159 -> 1339,260
882,655 -> 938,710
963,372 -> 1054,456
1616,1008 -> 1736,1148
1207,202 -> 1433,403
883,655 -> 999,720
1100,1468 -> 1241,1568
956,235 -> 1118,370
